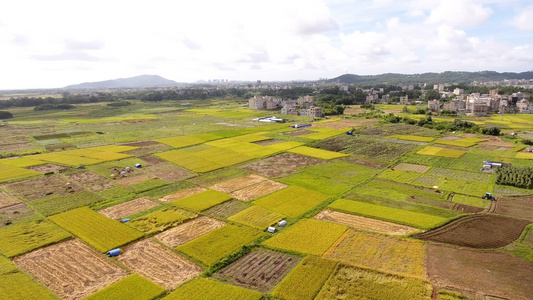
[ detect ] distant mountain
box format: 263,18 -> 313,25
325,71 -> 533,85
64,75 -> 179,89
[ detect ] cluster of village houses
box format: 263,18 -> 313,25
248,95 -> 324,117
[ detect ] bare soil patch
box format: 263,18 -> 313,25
414,214 -> 530,248
242,153 -> 324,178
29,164 -> 68,174
144,162 -> 195,182
0,203 -> 34,229
204,200 -> 251,219
314,209 -> 421,236
452,203 -> 484,213
116,239 -> 201,290
123,143 -> 171,156
494,196 -> 533,221
252,139 -> 285,146
14,239 -> 127,300
159,186 -> 207,202
214,248 -> 301,292
439,136 -> 461,140
139,155 -> 166,165
98,197 -> 159,220
230,180 -> 287,201
5,175 -> 82,201
115,173 -> 152,185
393,163 -> 430,173
480,136 -> 513,148
68,171 -> 116,192
283,130 -> 317,136
210,174 -> 268,193
0,190 -> 21,209
154,216 -> 226,247
427,244 -> 533,300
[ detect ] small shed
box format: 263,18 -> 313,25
267,227 -> 277,233
278,220 -> 287,227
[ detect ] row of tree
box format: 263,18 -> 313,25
496,166 -> 533,189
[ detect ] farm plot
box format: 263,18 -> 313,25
127,178 -> 168,193
387,135 -> 435,142
328,199 -> 448,230
0,189 -> 21,209
0,203 -> 35,229
263,219 -> 347,255
29,163 -> 68,174
427,244 -> 533,300
31,191 -> 106,217
126,206 -> 197,234
164,277 -> 262,300
325,230 -> 426,278
13,239 -> 128,300
494,196 -> 533,221
154,216 -> 225,247
0,221 -> 71,258
288,146 -> 349,160
89,145 -> 140,153
427,167 -> 490,183
155,150 -> 224,173
171,189 -> 232,212
116,239 -> 202,290
214,248 -> 301,292
314,209 -> 421,236
155,133 -> 221,148
0,268 -> 59,300
0,164 -> 41,183
177,224 -> 264,266
49,207 -> 144,252
300,128 -> 345,140
377,169 -> 423,184
203,200 -> 251,219
393,163 -> 430,173
414,214 -> 531,248
253,186 -> 330,218
0,157 -> 45,167
231,180 -> 287,201
435,138 -> 478,147
98,197 -> 159,220
279,172 -> 352,196
242,153 -> 325,178
356,179 -> 448,203
210,174 -> 267,193
417,146 -> 466,158
159,186 -> 207,202
452,194 -> 491,209
84,274 -> 165,300
272,256 -> 337,300
315,265 -> 432,300
29,153 -> 103,166
5,174 -> 82,201
67,171 -> 116,192
228,206 -> 285,229
143,162 -> 195,182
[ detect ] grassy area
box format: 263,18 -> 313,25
31,191 -> 106,217
417,146 -> 465,158
49,207 -> 144,252
0,221 -> 71,257
163,277 -> 262,300
83,274 -> 165,300
452,194 -> 491,208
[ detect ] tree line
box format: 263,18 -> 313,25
496,166 -> 533,189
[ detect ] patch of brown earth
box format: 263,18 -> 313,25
159,186 -> 207,202
98,197 -> 159,220
242,153 -> 325,178
5,175 -> 82,201
68,171 -> 116,192
154,216 -> 226,247
493,196 -> 533,221
29,164 -> 68,174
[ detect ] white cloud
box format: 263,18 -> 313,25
513,5 -> 533,30
425,0 -> 493,28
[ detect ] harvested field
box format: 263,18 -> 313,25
29,163 -> 68,174
494,196 -> 533,221
414,214 -> 531,248
0,189 -> 21,209
159,186 -> 207,202
313,209 -> 421,236
427,244 -> 533,300
210,174 -> 267,193
98,197 -> 159,220
116,239 -> 202,290
13,239 -> 127,300
68,171 -> 116,192
140,155 -> 166,165
155,216 -> 226,247
214,248 -> 301,292
203,200 -> 251,219
325,229 -> 426,278
126,206 -> 196,234
242,153 -> 324,178
5,175 -> 82,201
231,180 -> 287,201
0,203 -> 34,229
115,173 -> 152,186
144,162 -> 195,182
393,163 -> 430,173
122,143 -> 171,156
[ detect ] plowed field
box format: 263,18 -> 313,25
242,153 -> 324,178
393,163 -> 430,173
313,209 -> 421,236
29,164 -> 67,174
0,190 -> 21,209
427,244 -> 533,300
159,186 -> 207,202
494,196 -> 533,221
210,174 -> 267,193
414,214 -> 531,248
214,248 -> 301,292
98,197 -> 159,220
116,239 -> 202,290
154,216 -> 226,247
13,239 -> 127,300
68,171 -> 116,192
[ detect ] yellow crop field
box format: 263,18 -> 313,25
155,150 -> 224,173
156,136 -> 208,148
515,152 -> 533,160
0,164 -> 41,183
417,146 -> 465,158
264,141 -> 303,151
49,207 -> 144,252
228,205 -> 285,229
62,149 -> 132,161
164,277 -> 262,300
435,139 -> 477,147
324,230 -> 426,278
171,189 -> 232,212
263,219 -> 347,255
0,157 -> 45,167
83,274 -> 165,300
254,186 -> 330,218
288,146 -> 349,160
29,153 -> 103,166
303,128 -> 345,140
88,145 -> 139,153
388,135 -> 435,142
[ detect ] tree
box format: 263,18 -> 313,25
0,111 -> 13,119
482,127 -> 501,136
425,89 -> 441,100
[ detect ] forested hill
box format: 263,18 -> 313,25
325,71 -> 533,85
64,75 -> 179,89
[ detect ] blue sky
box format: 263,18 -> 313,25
0,0 -> 532,89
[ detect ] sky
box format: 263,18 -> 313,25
1,0 -> 532,89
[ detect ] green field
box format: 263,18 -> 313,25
49,207 -> 144,252
177,224 -> 264,266
0,164 -> 41,183
253,186 -> 330,218
0,271 -> 59,299
263,219 -> 347,255
0,221 -> 71,257
83,274 -> 165,300
32,191 -> 107,216
163,277 -> 262,300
